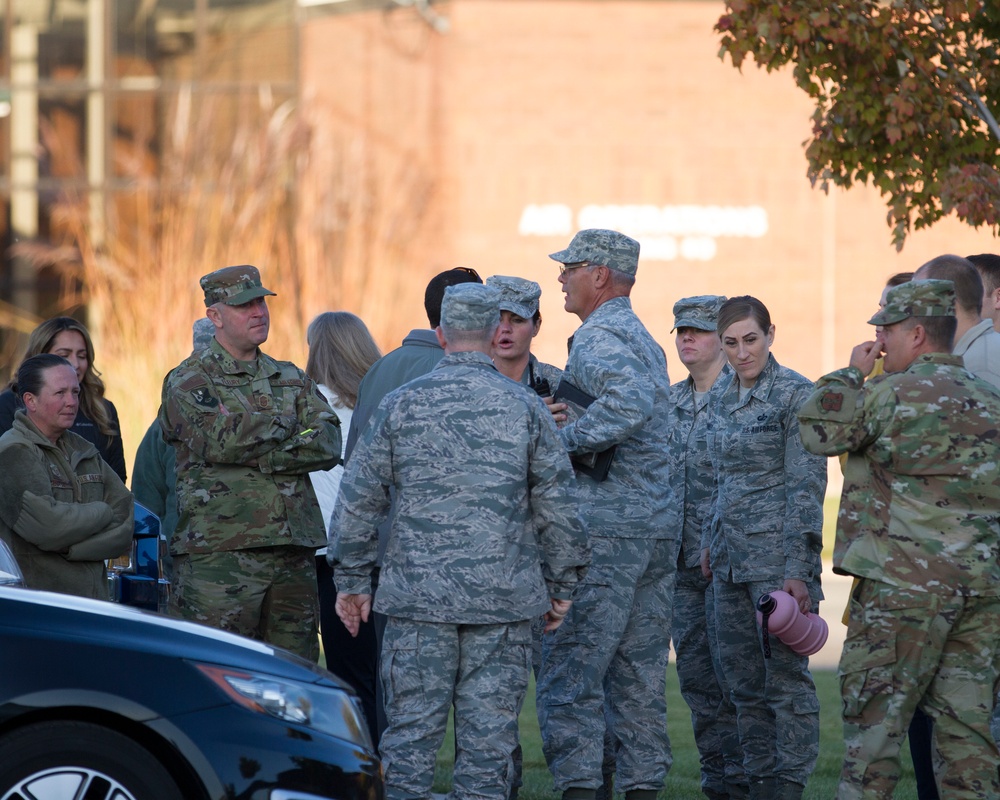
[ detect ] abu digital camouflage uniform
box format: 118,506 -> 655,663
667,363 -> 745,799
705,353 -> 826,795
536,229 -> 676,798
799,351 -> 1000,800
160,328 -> 340,660
332,284 -> 589,800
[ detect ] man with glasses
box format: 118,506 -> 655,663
537,229 -> 676,800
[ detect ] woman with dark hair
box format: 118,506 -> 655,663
306,311 -> 382,743
0,354 -> 133,598
0,317 -> 127,482
703,295 -> 827,800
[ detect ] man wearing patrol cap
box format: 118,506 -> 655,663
159,265 -> 341,661
331,283 -> 589,800
798,279 -> 1000,798
537,229 -> 675,800
666,295 -> 747,800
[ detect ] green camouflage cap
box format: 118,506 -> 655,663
192,317 -> 215,352
671,294 -> 727,332
200,264 -> 276,307
868,279 -> 955,325
485,275 -> 541,319
548,229 -> 640,276
441,283 -> 501,331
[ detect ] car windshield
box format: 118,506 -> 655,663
0,539 -> 25,587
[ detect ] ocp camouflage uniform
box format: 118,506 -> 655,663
331,336 -> 589,800
536,295 -> 676,796
798,354 -> 1000,800
668,363 -> 746,799
705,354 -> 826,794
159,335 -> 341,659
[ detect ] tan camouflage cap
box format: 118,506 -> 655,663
200,264 -> 276,307
671,295 -> 727,332
868,279 -> 955,325
441,283 -> 501,331
548,229 -> 640,276
485,275 -> 541,319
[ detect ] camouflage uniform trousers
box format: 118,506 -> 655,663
838,579 -> 1000,800
714,574 -> 819,788
170,545 -> 319,661
380,616 -> 532,800
672,564 -> 747,798
536,535 -> 675,793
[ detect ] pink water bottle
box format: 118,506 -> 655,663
756,590 -> 828,658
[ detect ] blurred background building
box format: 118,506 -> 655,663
0,0 -> 996,470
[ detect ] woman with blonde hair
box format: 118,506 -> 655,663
306,310 -> 382,743
0,317 -> 126,482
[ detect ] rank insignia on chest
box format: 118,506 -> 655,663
820,391 -> 843,412
190,387 -> 217,408
257,395 -> 271,409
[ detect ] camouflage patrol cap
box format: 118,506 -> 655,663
868,279 -> 955,325
548,229 -> 640,276
485,275 -> 541,319
440,283 -> 501,331
671,295 -> 727,332
200,264 -> 276,307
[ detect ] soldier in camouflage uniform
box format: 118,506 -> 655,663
798,279 -> 1000,800
159,265 -> 341,661
536,229 -> 676,800
666,296 -> 746,800
705,296 -> 826,800
331,283 -> 589,800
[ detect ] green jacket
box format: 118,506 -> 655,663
0,411 -> 134,599
159,337 -> 341,554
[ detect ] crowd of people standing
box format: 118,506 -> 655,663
0,236 -> 998,800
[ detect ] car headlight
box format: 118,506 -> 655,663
196,664 -> 371,748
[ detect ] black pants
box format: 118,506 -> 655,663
908,708 -> 940,800
316,554 -> 382,746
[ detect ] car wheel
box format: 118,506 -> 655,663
0,720 -> 184,800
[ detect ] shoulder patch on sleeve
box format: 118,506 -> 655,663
819,391 -> 843,413
189,386 -> 218,408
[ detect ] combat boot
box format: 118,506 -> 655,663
701,790 -> 729,800
563,789 -> 596,800
623,790 -> 657,800
747,777 -> 776,800
773,780 -> 804,800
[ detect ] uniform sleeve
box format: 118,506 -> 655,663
781,383 -> 828,581
101,399 -> 128,483
131,420 -> 168,519
527,407 -> 590,599
797,367 -> 887,456
263,378 -> 342,476
328,403 -> 394,594
159,365 -> 299,466
0,445 -> 115,551
66,462 -> 134,561
559,327 -> 656,455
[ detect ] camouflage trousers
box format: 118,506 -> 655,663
838,579 -> 1000,800
714,574 -> 819,787
672,565 -> 746,797
536,535 -> 675,793
380,616 -> 532,800
170,545 -> 319,661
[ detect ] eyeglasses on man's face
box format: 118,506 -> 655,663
558,261 -> 592,275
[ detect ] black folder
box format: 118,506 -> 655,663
553,379 -> 617,482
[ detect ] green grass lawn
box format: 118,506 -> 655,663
430,664 -> 919,799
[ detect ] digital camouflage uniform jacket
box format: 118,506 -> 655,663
798,353 -> 1000,595
159,337 -> 341,554
705,354 -> 826,587
561,296 -> 675,538
0,411 -> 133,598
331,350 -> 590,624
666,365 -> 731,568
